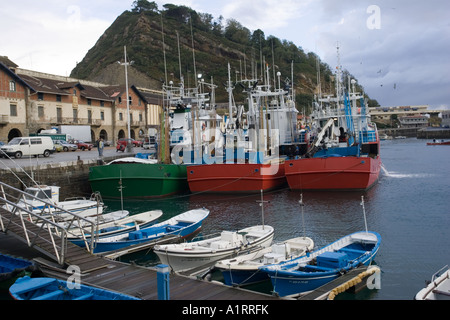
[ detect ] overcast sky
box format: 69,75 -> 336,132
2,0 -> 449,109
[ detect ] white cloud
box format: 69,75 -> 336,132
2,1 -> 125,76
1,0 -> 448,109
221,0 -> 312,31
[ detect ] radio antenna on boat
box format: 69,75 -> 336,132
160,13 -> 168,85
299,194 -> 306,238
118,170 -> 125,214
257,189 -> 269,230
361,196 -> 368,233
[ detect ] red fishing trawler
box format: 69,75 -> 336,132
187,161 -> 286,194
285,73 -> 382,191
187,65 -> 306,194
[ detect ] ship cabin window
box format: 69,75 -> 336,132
24,188 -> 52,201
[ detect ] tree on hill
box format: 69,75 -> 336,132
71,3 -> 374,114
132,0 -> 158,14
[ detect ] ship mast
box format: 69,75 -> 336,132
336,42 -> 342,105
226,63 -> 234,130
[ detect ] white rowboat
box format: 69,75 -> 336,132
154,225 -> 274,273
216,236 -> 314,286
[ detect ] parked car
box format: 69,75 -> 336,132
0,137 -> 55,159
55,140 -> 77,152
54,144 -> 63,152
73,140 -> 93,151
120,138 -> 143,147
116,138 -> 142,152
143,136 -> 157,150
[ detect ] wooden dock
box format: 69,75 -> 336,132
1,209 -> 379,301
34,254 -> 278,300
0,215 -> 278,300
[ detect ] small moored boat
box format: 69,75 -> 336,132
11,185 -> 104,219
59,209 -> 130,229
154,225 -> 275,273
216,236 -> 314,286
67,210 -> 163,240
0,254 -> 36,289
427,140 -> 450,146
415,265 -> 450,300
259,231 -> 381,297
71,209 -> 210,254
9,276 -> 140,300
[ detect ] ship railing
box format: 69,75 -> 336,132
0,181 -> 97,265
359,129 -> 378,143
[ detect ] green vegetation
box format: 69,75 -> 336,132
71,1 -> 374,114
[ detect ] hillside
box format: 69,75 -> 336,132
70,2 -> 372,111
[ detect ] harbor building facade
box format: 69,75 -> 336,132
0,56 -> 162,144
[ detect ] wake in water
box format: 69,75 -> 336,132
381,163 -> 435,179
381,164 -> 390,176
387,172 -> 436,179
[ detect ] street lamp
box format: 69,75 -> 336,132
118,46 -> 134,152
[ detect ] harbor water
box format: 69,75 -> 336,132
109,138 -> 449,300
1,138 -> 448,300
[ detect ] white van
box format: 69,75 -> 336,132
0,136 -> 55,159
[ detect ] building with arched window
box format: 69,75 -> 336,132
0,57 -> 163,144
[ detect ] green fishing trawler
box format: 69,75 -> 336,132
89,93 -> 189,199
88,157 -> 188,199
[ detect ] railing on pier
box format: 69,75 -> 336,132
0,181 -> 98,265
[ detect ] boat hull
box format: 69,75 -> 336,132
0,255 -> 36,290
154,226 -> 274,273
415,266 -> 450,300
50,201 -> 104,218
71,209 -> 209,254
15,201 -> 104,220
260,231 -> 381,297
11,185 -> 105,220
187,163 -> 286,193
89,163 -> 188,199
217,237 -> 314,286
9,276 -> 140,300
221,268 -> 270,286
156,233 -> 274,273
427,142 -> 450,146
67,210 -> 162,240
285,155 -> 381,191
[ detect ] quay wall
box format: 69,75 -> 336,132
379,128 -> 420,138
380,127 -> 450,139
417,128 -> 450,139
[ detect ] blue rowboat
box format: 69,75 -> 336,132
215,236 -> 314,286
9,276 -> 140,300
259,231 -> 381,297
70,209 -> 210,254
0,254 -> 36,289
